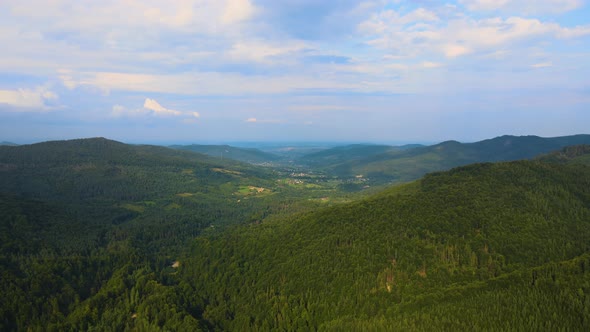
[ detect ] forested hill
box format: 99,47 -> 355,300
177,155 -> 590,330
309,134 -> 590,183
0,137 -> 233,167
536,144 -> 590,164
170,144 -> 281,164
0,137 -> 273,202
0,137 -> 293,331
0,136 -> 281,263
2,139 -> 590,330
297,143 -> 421,167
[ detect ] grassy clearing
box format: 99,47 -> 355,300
165,203 -> 182,210
236,185 -> 271,196
212,168 -> 242,175
121,203 -> 145,213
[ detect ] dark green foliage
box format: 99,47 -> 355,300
537,144 -> 590,164
1,137 -> 590,330
170,144 -> 282,164
303,134 -> 590,184
298,144 -> 405,167
0,137 -> 274,203
0,138 -> 288,330
178,159 -> 590,330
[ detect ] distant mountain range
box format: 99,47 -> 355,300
297,143 -> 423,167
170,144 -> 282,164
0,141 -> 18,146
297,134 -> 590,183
4,135 -> 590,184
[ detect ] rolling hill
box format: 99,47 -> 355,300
0,137 -> 284,257
0,137 -> 274,202
1,137 -> 590,330
536,144 -> 590,164
175,150 -> 590,330
0,137 -> 299,331
170,144 -> 282,164
305,134 -> 590,183
297,143 -> 422,167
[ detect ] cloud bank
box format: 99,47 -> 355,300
0,1 -> 589,141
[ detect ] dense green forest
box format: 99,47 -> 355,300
297,143 -> 419,167
1,138 -> 590,330
299,134 -> 590,184
170,144 -> 282,164
176,158 -> 590,330
0,138 -> 338,330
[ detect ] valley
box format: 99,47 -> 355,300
4,1 -> 590,330
1,135 -> 589,331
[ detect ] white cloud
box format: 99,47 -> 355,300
244,117 -> 283,123
57,70 -> 358,95
143,98 -> 182,116
459,0 -> 583,14
360,8 -> 590,59
441,17 -> 590,56
344,62 -> 409,74
227,40 -> 308,63
288,105 -> 359,112
359,7 -> 439,34
142,1 -> 195,28
459,0 -> 513,11
557,25 -> 590,39
1,0 -> 589,117
422,61 -> 444,69
0,0 -> 263,77
531,62 -> 553,68
444,44 -> 472,58
58,69 -> 78,90
358,8 -> 439,35
0,86 -> 58,111
5,0 -> 257,33
112,104 -> 126,114
222,0 -> 256,24
111,99 -> 198,119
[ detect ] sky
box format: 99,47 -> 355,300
0,0 -> 589,144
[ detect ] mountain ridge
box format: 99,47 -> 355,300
170,143 -> 282,164
303,134 -> 590,183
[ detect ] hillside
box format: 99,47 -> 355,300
170,144 -> 282,164
297,143 -> 421,167
0,136 -> 289,258
0,137 -> 363,331
0,139 -> 243,330
536,144 -> 590,164
1,139 -> 590,330
0,137 -> 274,203
174,157 -> 590,330
311,134 -> 590,183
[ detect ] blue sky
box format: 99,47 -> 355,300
0,0 -> 589,144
